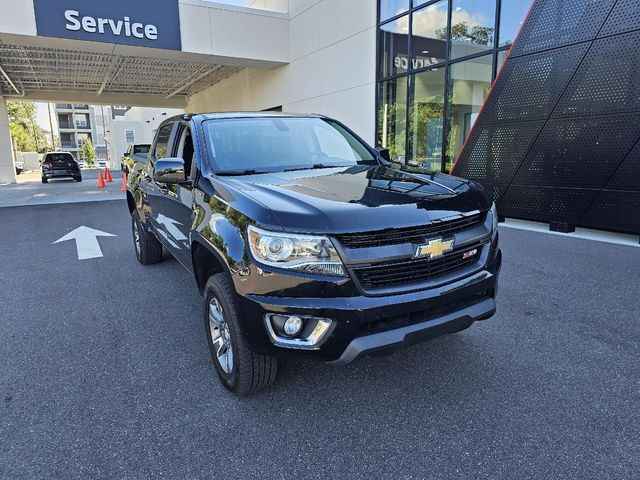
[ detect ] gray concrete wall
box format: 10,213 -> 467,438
0,97 -> 17,184
16,152 -> 41,171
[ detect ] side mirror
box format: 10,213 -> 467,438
374,147 -> 391,162
123,152 -> 130,158
153,157 -> 187,184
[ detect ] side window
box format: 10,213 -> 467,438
175,125 -> 195,178
154,123 -> 174,161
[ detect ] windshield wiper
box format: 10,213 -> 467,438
284,164 -> 351,172
215,169 -> 267,176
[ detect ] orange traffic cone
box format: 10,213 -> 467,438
97,171 -> 106,188
121,172 -> 128,192
105,167 -> 113,183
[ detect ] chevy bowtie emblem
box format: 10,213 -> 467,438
415,238 -> 455,260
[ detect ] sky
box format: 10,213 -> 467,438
35,102 -> 54,132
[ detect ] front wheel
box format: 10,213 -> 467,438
131,210 -> 163,265
41,177 -> 48,184
204,273 -> 277,396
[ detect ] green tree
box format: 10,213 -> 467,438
436,22 -> 495,45
80,138 -> 96,166
7,101 -> 51,153
408,97 -> 444,169
377,102 -> 406,160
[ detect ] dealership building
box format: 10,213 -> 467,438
0,0 -> 638,237
0,0 -> 528,176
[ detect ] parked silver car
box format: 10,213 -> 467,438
14,160 -> 24,175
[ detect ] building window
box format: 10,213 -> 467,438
379,16 -> 409,79
450,0 -> 496,60
380,0 -> 409,22
73,114 -> 88,128
408,67 -> 445,169
411,1 -> 448,68
377,77 -> 408,162
125,130 -> 135,144
497,49 -> 509,73
445,54 -> 493,171
376,0 -> 526,172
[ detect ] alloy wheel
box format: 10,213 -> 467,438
132,218 -> 141,258
208,297 -> 234,374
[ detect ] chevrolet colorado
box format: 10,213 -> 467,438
125,113 -> 501,395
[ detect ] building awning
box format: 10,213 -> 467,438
0,42 -> 242,106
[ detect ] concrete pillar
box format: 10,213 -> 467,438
0,97 -> 17,184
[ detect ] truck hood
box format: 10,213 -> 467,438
215,165 -> 490,233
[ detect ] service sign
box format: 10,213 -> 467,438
33,0 -> 182,51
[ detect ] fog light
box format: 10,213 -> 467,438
283,316 -> 303,337
264,314 -> 334,350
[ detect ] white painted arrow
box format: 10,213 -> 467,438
53,226 -> 116,260
156,214 -> 188,241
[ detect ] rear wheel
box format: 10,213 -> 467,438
131,211 -> 163,265
204,273 -> 277,396
75,176 -> 82,182
41,177 -> 48,184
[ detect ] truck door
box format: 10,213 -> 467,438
144,122 -> 178,238
156,122 -> 195,271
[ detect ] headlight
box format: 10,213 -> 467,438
490,202 -> 499,232
248,226 -> 346,277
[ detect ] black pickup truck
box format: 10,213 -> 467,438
125,112 -> 501,395
121,143 -> 151,174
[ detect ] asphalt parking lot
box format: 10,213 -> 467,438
1,169 -> 124,208
0,199 -> 639,479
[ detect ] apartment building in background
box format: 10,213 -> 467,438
54,103 -> 128,164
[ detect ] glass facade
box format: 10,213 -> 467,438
376,0 -> 528,172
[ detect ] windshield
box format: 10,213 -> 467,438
203,117 -> 375,173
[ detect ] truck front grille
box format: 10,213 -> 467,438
334,212 -> 485,249
353,243 -> 482,290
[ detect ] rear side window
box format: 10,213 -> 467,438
133,145 -> 150,154
154,124 -> 174,160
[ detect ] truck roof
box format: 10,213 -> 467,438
166,112 -> 327,123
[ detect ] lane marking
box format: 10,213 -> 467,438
53,226 -> 117,260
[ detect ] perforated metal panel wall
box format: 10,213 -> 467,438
453,0 -> 640,235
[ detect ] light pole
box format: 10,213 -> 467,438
47,102 -> 56,150
101,106 -> 110,167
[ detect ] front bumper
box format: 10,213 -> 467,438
328,297 -> 495,366
234,249 -> 501,364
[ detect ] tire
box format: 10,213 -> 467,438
131,210 -> 163,265
76,177 -> 82,182
204,273 -> 277,396
41,177 -> 48,184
